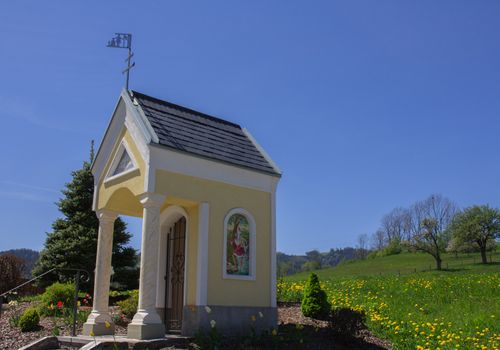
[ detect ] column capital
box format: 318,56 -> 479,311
96,209 -> 119,223
138,193 -> 166,208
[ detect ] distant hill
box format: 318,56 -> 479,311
277,247 -> 361,276
285,250 -> 500,281
0,248 -> 39,278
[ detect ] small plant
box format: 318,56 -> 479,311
40,282 -> 74,316
116,289 -> 138,318
193,323 -> 222,350
78,308 -> 91,326
52,318 -> 60,336
301,273 -> 330,319
9,314 -> 21,328
18,307 -> 40,332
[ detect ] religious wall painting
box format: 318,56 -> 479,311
225,213 -> 250,276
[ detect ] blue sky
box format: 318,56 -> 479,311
1,1 -> 499,254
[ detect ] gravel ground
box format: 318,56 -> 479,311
1,302 -> 391,350
277,303 -> 391,350
0,302 -> 127,350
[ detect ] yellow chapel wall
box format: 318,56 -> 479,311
155,169 -> 272,307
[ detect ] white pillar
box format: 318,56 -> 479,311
83,209 -> 118,336
196,202 -> 209,305
128,193 -> 166,340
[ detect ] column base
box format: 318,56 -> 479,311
127,322 -> 165,340
82,311 -> 115,336
82,321 -> 115,336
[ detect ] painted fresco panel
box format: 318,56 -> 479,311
226,214 -> 250,276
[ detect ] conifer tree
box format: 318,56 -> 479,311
301,272 -> 331,319
33,143 -> 139,291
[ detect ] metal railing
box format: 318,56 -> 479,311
0,268 -> 90,336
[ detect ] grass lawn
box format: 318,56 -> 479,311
279,251 -> 500,350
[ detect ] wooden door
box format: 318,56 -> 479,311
164,217 -> 186,331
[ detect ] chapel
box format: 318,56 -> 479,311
83,89 -> 281,339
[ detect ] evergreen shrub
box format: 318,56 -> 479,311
300,273 -> 330,319
18,307 -> 40,332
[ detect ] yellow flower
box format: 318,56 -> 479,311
250,315 -> 256,322
105,321 -> 111,328
89,331 -> 95,337
272,329 -> 278,336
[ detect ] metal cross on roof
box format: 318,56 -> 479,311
107,33 -> 135,90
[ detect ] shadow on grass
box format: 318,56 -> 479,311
275,323 -> 388,350
439,268 -> 467,272
439,261 -> 499,272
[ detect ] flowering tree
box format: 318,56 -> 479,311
449,205 -> 500,264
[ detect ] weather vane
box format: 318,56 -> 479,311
107,33 -> 135,90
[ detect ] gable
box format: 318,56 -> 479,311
95,127 -> 146,216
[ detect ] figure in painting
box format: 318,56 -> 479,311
226,214 -> 249,275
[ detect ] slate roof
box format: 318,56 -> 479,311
131,91 -> 280,176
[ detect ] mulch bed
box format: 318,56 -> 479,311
276,303 -> 391,350
1,302 -> 391,350
0,302 -> 127,350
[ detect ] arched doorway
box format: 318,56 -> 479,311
164,216 -> 186,331
157,206 -> 189,333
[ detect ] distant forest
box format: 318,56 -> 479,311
4,246 -> 360,279
277,247 -> 364,277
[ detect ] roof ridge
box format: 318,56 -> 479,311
131,90 -> 242,129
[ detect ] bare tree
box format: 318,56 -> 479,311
356,233 -> 369,259
381,207 -> 411,242
407,194 -> 458,270
371,229 -> 386,250
412,218 -> 446,270
0,254 -> 26,294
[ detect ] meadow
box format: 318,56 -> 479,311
279,252 -> 500,350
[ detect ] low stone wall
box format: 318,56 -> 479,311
18,336 -> 59,350
182,305 -> 277,336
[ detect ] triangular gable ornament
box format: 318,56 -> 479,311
105,140 -> 138,182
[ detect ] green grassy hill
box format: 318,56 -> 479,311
286,250 -> 500,281
280,251 -> 500,349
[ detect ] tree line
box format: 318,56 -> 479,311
277,247 -> 365,276
365,194 -> 499,270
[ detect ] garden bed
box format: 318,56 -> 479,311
0,302 -> 128,350
1,301 -> 389,350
